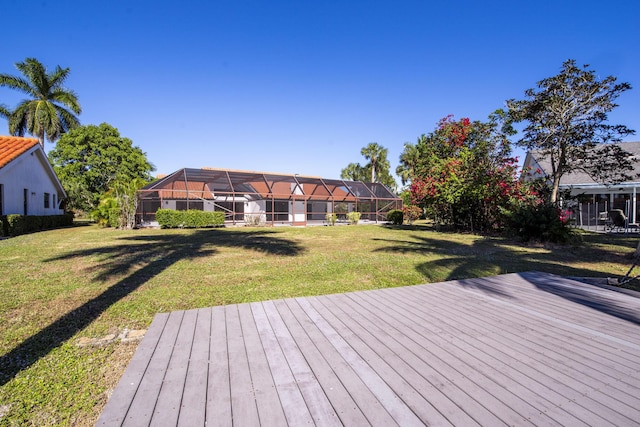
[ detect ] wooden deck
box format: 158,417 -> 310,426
97,272 -> 640,426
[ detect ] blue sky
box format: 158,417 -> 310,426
2,0 -> 639,184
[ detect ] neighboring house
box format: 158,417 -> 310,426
0,136 -> 66,216
522,141 -> 640,223
137,167 -> 402,226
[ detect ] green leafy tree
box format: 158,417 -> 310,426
508,59 -> 635,204
0,58 -> 81,146
48,123 -> 154,213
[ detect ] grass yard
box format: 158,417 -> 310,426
0,223 -> 638,425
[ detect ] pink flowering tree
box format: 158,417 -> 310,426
406,113 -> 541,232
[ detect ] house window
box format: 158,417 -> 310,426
24,188 -> 28,215
0,184 -> 3,215
53,194 -> 56,210
44,193 -> 50,209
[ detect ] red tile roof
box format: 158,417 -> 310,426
0,136 -> 40,169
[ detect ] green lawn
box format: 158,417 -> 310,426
0,223 -> 637,425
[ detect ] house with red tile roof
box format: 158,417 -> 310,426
0,136 -> 66,215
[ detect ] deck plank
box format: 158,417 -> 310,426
95,312 -> 169,426
224,304 -> 260,426
297,297 -> 424,427
177,308 -> 211,426
260,300 -> 340,426
409,283 -> 640,423
375,284 -> 625,425
250,301 -> 315,425
151,308 -> 198,426
283,297 -> 398,425
236,303 -> 288,426
272,298 -> 371,426
205,306 -> 231,427
123,310 -> 184,427
312,293 -> 459,426
98,272 -> 640,426
326,291 -> 541,426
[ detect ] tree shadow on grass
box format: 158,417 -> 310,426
0,228 -> 302,386
373,232 -> 640,323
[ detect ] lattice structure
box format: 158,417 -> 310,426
137,168 -> 402,226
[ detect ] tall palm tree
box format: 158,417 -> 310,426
0,58 -> 81,146
360,142 -> 389,183
396,140 -> 421,186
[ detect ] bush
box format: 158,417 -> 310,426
156,209 -> 225,228
504,203 -> 579,244
346,211 -> 361,225
92,197 -> 120,228
386,209 -> 403,225
2,213 -> 73,237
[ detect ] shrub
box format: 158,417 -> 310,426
386,209 -> 403,225
7,215 -> 25,236
346,211 -> 361,225
92,197 -> 120,228
504,203 -> 579,244
3,214 -> 73,237
156,209 -> 225,228
402,205 -> 422,225
325,212 -> 337,226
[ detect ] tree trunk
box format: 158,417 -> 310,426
550,174 -> 561,204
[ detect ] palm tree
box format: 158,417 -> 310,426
340,162 -> 365,181
0,58 -> 81,146
360,142 -> 389,183
396,141 -> 421,186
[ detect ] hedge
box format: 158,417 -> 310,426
156,209 -> 225,228
0,213 -> 74,237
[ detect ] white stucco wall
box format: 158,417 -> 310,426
246,200 -> 266,223
0,146 -> 65,216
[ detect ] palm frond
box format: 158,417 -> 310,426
55,105 -> 81,132
0,74 -> 35,96
48,65 -> 71,89
16,58 -> 48,96
51,88 -> 82,114
0,104 -> 10,119
8,101 -> 31,136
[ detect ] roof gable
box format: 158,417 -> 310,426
0,136 -> 40,169
525,141 -> 640,186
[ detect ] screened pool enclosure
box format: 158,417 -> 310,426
137,168 -> 403,226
